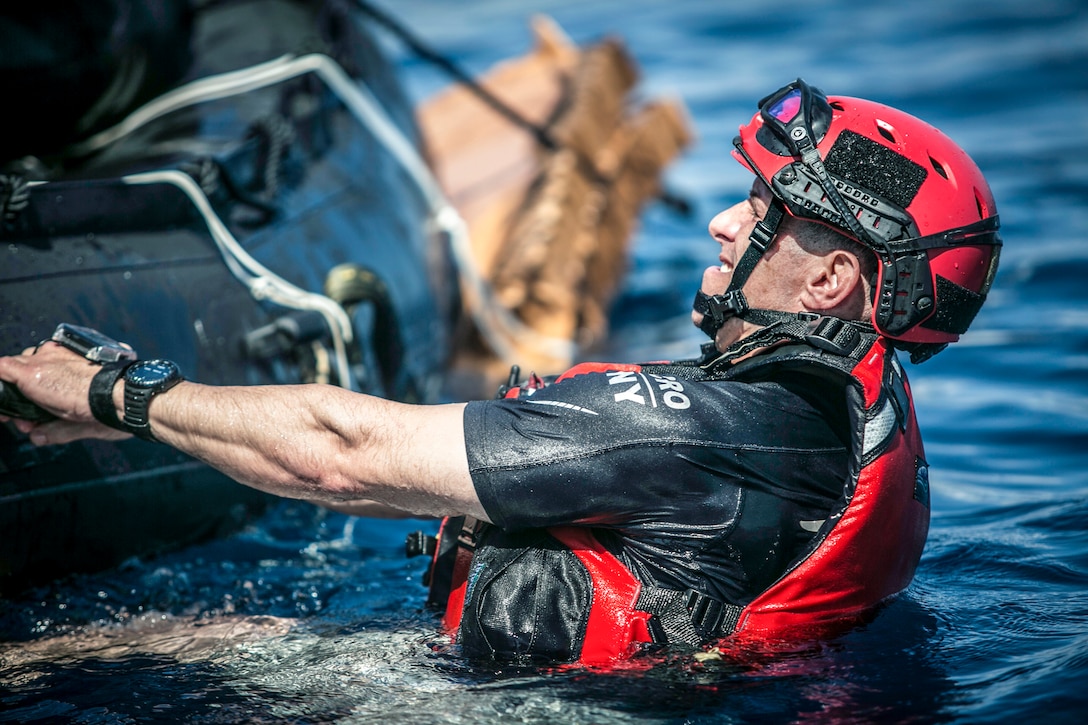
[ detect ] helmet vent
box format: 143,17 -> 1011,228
876,119 -> 898,144
930,156 -> 950,180
974,188 -> 989,219
830,101 -> 845,111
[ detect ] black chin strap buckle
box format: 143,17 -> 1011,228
693,289 -> 749,338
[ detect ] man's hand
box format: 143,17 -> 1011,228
0,343 -> 131,446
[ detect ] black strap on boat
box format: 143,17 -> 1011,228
350,0 -> 558,153
249,113 -> 295,200
0,173 -> 30,232
636,586 -> 742,646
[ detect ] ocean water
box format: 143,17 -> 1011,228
2,0 -> 1087,722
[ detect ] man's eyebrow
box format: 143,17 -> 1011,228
748,188 -> 768,217
749,178 -> 772,203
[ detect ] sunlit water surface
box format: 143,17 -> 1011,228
3,1 -> 1087,722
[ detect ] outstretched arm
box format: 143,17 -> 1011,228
0,343 -> 485,521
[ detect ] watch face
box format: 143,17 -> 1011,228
127,360 -> 181,387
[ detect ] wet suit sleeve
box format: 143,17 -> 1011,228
463,369 -> 848,532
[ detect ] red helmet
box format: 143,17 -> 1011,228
732,79 -> 1002,362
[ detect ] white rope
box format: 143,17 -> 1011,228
122,169 -> 356,388
75,53 -> 578,369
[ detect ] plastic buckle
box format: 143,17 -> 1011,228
695,289 -> 750,338
405,530 -> 437,558
456,517 -> 484,552
803,315 -> 861,356
707,290 -> 748,324
748,219 -> 775,253
685,589 -> 727,637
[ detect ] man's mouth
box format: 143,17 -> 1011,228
698,259 -> 734,304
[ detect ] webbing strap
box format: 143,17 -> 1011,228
0,173 -> 30,230
699,312 -> 874,375
636,586 -> 742,646
440,516 -> 485,632
885,215 -> 1001,254
724,198 -> 785,292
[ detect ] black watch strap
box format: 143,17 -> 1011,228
89,361 -> 132,432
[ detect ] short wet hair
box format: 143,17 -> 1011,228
782,214 -> 878,283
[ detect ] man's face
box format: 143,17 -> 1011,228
692,180 -> 814,351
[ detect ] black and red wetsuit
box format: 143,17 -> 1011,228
419,323 -> 929,666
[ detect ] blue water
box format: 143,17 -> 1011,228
2,0 -> 1087,722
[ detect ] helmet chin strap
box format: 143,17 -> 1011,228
692,199 -> 786,339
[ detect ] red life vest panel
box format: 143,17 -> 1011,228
420,330 -> 929,665
728,336 -> 930,644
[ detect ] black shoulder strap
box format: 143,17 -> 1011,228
647,314 -> 877,382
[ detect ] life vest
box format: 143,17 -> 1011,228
409,319 -> 930,666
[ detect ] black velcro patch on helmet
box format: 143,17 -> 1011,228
824,130 -> 928,209
922,275 -> 985,335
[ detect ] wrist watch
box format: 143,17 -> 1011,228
122,359 -> 183,442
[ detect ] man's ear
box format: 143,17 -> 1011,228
801,250 -> 863,312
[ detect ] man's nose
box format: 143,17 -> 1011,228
707,201 -> 747,244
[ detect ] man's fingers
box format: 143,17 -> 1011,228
26,419 -> 132,447
1,345 -> 111,432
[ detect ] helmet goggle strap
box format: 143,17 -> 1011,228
754,80 -> 893,260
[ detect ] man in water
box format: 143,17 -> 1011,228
0,80 -> 1001,665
